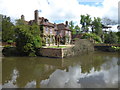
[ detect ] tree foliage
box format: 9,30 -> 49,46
104,31 -> 118,44
2,15 -> 15,42
80,14 -> 92,32
116,31 -> 120,43
15,20 -> 42,56
81,33 -> 102,43
74,25 -> 81,34
69,21 -> 76,35
92,17 -> 103,36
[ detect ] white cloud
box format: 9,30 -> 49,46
0,0 -> 119,25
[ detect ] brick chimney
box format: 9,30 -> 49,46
21,15 -> 25,20
65,21 -> 68,27
34,10 -> 39,24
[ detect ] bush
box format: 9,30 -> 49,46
111,46 -> 120,52
104,32 -> 118,44
15,23 -> 42,56
81,33 -> 102,43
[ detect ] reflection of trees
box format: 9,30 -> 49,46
2,57 -> 63,88
62,52 -> 116,73
2,52 -> 119,87
2,57 -> 16,84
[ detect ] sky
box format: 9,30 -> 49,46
0,0 -> 119,25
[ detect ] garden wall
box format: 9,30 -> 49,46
38,39 -> 94,58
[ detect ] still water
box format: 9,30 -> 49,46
2,52 -> 119,88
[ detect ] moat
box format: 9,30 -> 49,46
2,51 -> 119,88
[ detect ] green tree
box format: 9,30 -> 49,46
74,25 -> 81,34
69,21 -> 76,35
15,20 -> 42,56
80,14 -> 92,32
92,17 -> 103,36
104,31 -> 118,44
2,15 -> 15,42
116,31 -> 120,43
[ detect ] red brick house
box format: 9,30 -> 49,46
21,10 -> 72,46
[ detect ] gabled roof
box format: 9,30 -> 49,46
55,23 -> 71,31
41,22 -> 54,27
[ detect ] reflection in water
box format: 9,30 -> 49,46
2,52 -> 119,88
40,58 -> 118,88
2,69 -> 18,88
25,81 -> 36,88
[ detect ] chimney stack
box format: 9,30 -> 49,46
21,15 -> 25,20
65,21 -> 68,26
34,10 -> 39,24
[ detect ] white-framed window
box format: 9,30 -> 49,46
50,29 -> 52,34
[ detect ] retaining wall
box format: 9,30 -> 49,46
38,48 -> 73,58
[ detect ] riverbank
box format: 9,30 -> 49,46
1,40 -> 120,58
2,39 -> 94,58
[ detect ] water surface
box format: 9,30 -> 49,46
2,51 -> 119,88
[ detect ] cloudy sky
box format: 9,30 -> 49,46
0,0 -> 119,25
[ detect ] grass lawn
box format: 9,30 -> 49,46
47,46 -> 67,48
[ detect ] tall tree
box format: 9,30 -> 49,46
74,25 -> 81,34
80,14 -> 92,32
69,21 -> 76,35
15,20 -> 42,56
92,17 -> 103,36
2,15 -> 15,42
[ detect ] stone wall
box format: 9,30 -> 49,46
38,48 -> 74,58
39,48 -> 63,58
38,39 -> 94,58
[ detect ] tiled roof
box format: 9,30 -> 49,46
56,23 -> 71,31
41,22 -> 54,27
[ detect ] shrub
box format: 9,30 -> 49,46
104,32 -> 118,44
81,33 -> 102,43
15,23 -> 42,56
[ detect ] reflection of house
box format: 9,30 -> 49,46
21,10 -> 71,46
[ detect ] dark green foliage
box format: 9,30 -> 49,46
40,25 -> 43,33
116,32 -> 120,43
104,32 -> 118,44
2,15 -> 15,42
15,20 -> 42,56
